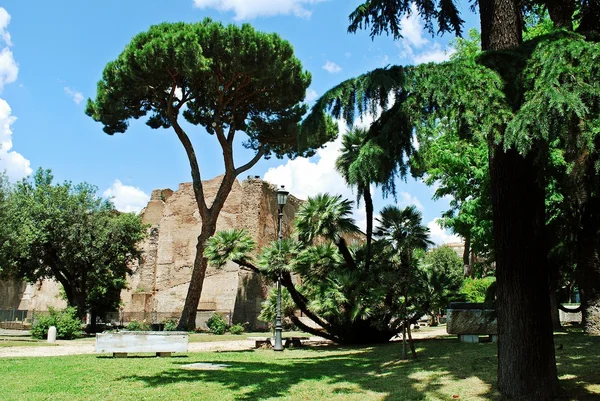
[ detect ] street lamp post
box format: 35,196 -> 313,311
274,185 -> 289,351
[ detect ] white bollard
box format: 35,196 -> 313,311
47,326 -> 57,343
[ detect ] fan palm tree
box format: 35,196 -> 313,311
295,193 -> 360,269
375,204 -> 433,358
375,205 -> 433,264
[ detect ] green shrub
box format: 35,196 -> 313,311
126,319 -> 150,331
229,323 -> 245,335
162,318 -> 178,331
206,313 -> 227,335
460,277 -> 496,303
31,307 -> 82,340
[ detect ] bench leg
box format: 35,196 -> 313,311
156,352 -> 172,357
113,353 -> 128,358
459,335 -> 480,343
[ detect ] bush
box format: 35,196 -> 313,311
460,277 -> 496,303
229,323 -> 245,335
162,318 -> 178,331
31,307 -> 82,340
126,319 -> 150,331
206,313 -> 227,335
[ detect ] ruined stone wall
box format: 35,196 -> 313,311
0,176 -> 301,329
120,176 -> 301,329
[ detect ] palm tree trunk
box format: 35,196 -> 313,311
363,186 -> 374,271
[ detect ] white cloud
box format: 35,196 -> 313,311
427,218 -> 462,245
396,5 -> 454,65
399,5 -> 428,48
413,43 -> 455,64
64,87 -> 84,104
399,191 -> 424,211
0,48 -> 17,92
264,122 -> 373,230
0,12 -> 29,181
305,88 -> 318,103
0,99 -> 32,181
322,60 -> 342,73
103,179 -> 151,213
193,0 -> 326,20
0,8 -> 12,46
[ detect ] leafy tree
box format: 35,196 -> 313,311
418,245 -> 464,325
299,1 -> 600,397
4,169 -> 146,322
206,194 -> 433,345
86,19 -> 336,330
410,30 -> 493,274
460,276 -> 497,303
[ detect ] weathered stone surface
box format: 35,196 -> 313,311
446,303 -> 497,335
0,176 -> 317,329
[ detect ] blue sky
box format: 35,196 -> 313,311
0,0 -> 479,244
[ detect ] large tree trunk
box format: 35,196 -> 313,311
491,148 -> 558,399
480,1 -> 558,399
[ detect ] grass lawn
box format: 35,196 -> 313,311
0,339 -> 58,347
188,331 -> 309,343
1,329 -> 598,401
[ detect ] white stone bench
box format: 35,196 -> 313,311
95,331 -> 189,357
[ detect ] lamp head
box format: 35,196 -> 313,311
276,185 -> 289,208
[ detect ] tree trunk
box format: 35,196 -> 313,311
363,187 -> 374,271
177,219 -> 217,330
463,232 -> 474,277
407,323 -> 416,358
549,290 -> 562,331
480,1 -> 559,398
490,147 -> 558,399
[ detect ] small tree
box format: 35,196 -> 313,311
86,19 -> 336,330
5,169 -> 146,321
418,245 -> 464,325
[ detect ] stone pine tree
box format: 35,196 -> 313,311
86,19 -> 336,330
300,1 -> 600,399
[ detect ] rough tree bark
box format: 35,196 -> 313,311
480,0 -> 559,398
172,106 -> 264,330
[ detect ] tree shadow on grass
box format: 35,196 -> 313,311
119,337 -> 499,400
117,331 -> 600,400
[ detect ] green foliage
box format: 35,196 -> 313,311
258,287 -> 299,326
460,277 -> 497,303
505,31 -> 600,155
162,318 -> 179,331
348,0 -> 464,40
206,313 -> 227,335
31,307 -> 82,340
418,246 -> 464,314
4,169 -> 147,319
205,230 -> 256,268
295,193 -> 360,245
228,323 -> 246,335
126,320 -> 150,331
209,194 -> 434,344
86,19 -> 334,158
